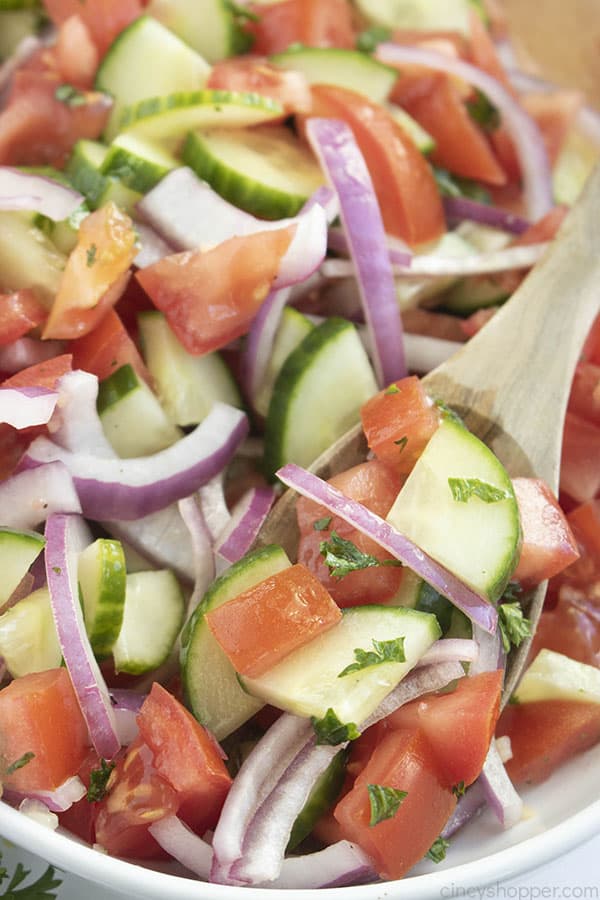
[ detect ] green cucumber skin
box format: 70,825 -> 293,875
269,47 -> 397,104
100,146 -> 172,194
287,748 -> 348,851
97,363 -> 140,413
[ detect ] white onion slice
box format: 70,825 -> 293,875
178,494 -> 215,610
470,623 -> 505,676
306,117 -> 406,387
199,472 -> 231,541
495,735 -> 513,764
0,386 -> 58,429
49,370 -> 113,456
277,463 -> 498,632
18,798 -> 59,830
271,841 -> 377,889
3,776 -> 86,813
0,338 -> 64,375
441,780 -> 486,839
273,203 -> 328,289
149,816 -> 213,880
328,226 -> 412,266
480,740 -> 523,829
0,167 -> 84,220
242,288 -> 291,408
23,402 -> 249,521
375,44 -> 553,221
134,222 -> 176,268
214,486 -> 276,571
417,638 -> 479,667
44,514 -> 120,760
404,333 -> 462,374
362,660 -> 465,729
0,461 -> 81,530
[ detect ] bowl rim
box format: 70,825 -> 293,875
1,791 -> 600,899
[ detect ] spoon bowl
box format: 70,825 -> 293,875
258,163 -> 600,699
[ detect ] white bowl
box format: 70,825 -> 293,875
1,739 -> 599,899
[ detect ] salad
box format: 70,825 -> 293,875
0,0 -> 599,891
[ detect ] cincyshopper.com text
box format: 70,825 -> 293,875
440,885 -> 599,899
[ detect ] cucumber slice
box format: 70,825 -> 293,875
95,15 -> 211,141
118,90 -> 284,142
513,649 -> 600,705
78,538 -> 127,658
137,311 -> 241,427
553,127 -> 600,206
241,605 -> 441,724
0,528 -> 45,607
97,363 -> 182,457
387,105 -> 436,154
66,140 -> 142,213
146,0 -> 250,62
180,544 -> 291,740
355,0 -> 474,33
395,228 -> 475,312
263,318 -> 378,480
0,212 -> 66,303
254,307 -> 314,418
269,47 -> 397,105
0,587 -> 61,677
441,276 -> 509,316
100,133 -> 179,194
386,418 -> 521,603
0,10 -> 40,60
112,570 -> 185,675
182,123 -> 324,219
288,748 -> 348,850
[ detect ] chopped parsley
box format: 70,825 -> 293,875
313,516 -> 332,532
448,477 -> 510,504
452,781 -> 466,798
432,168 -> 491,204
338,637 -> 406,678
86,243 -> 97,268
466,89 -> 501,132
86,758 -> 115,802
356,25 -> 392,53
5,752 -> 35,776
426,836 -> 450,863
498,601 -> 532,653
394,436 -> 408,452
0,851 -> 62,899
223,0 -> 260,22
385,383 -> 400,394
434,398 -> 464,426
320,531 -> 402,579
311,708 -> 360,746
54,83 -> 87,107
367,784 -> 408,826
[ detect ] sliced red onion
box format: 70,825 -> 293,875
199,472 -> 231,541
441,780 -> 486,839
113,707 -> 139,746
150,816 -> 213,880
23,402 -> 248,521
306,117 -> 406,387
18,798 -> 59,830
443,196 -> 530,234
417,638 -> 479,668
3,776 -> 86,813
277,464 -> 498,632
479,740 -> 523,829
272,841 -> 377,889
44,514 -> 120,760
109,688 -> 145,712
134,222 -> 176,269
104,505 -> 198,584
375,44 -> 553,221
404,333 -> 462,374
48,370 -> 114,456
0,35 -> 43,102
178,495 -> 215,609
0,338 -> 64,375
495,735 -> 513,764
272,203 -> 328,289
242,288 -> 291,408
0,386 -> 58,429
0,461 -> 81,530
328,225 -> 412,266
470,623 -> 506,677
214,486 -> 276,572
0,167 -> 84,220
363,660 -> 465,729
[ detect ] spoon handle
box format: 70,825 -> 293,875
423,165 -> 600,488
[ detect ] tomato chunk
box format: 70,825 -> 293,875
497,699 -> 600,786
207,59 -> 311,115
246,0 -> 355,55
561,413 -> 600,503
2,354 -> 72,389
206,564 -> 342,677
360,375 -> 441,477
43,0 -> 143,56
568,362 -> 600,427
0,669 -> 89,791
334,728 -> 456,879
0,291 -> 48,345
69,308 -> 151,384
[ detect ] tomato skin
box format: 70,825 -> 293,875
0,291 -> 48,346
360,375 -> 441,478
2,354 -> 72,389
246,0 -> 355,55
467,10 -> 512,90
53,15 -> 99,89
69,309 -> 151,385
296,460 -> 405,607
207,59 -> 311,115
0,669 -> 89,791
136,226 -> 294,355
530,588 -> 600,669
583,313 -> 600,365
334,727 -> 456,879
561,412 -> 600,504
568,362 -> 600,428
305,85 -> 446,246
43,0 -> 143,56
497,700 -> 600,786
490,205 -> 568,297
205,564 -> 342,678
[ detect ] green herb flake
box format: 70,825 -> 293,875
466,89 -> 501,132
311,708 -> 361,746
434,398 -> 464,426
0,850 -> 62,899
86,758 -> 116,802
356,25 -> 392,53
320,531 -> 402,579
498,602 -> 532,654
313,516 -> 332,532
54,83 -> 87,107
5,752 -> 35,776
52,566 -> 61,575
394,436 -> 408,452
452,780 -> 466,798
224,0 -> 260,22
385,383 -> 400,394
448,477 -> 510,504
338,637 -> 406,678
86,243 -> 97,268
426,836 -> 450,863
367,784 -> 407,826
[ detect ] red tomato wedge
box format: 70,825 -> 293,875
360,375 -> 441,478
0,291 -> 48,345
246,0 -> 355,55
583,313 -> 600,365
512,477 -> 580,587
205,564 -> 342,677
136,683 -> 232,835
43,203 -> 137,340
53,15 -> 99,89
334,727 -> 456,880
568,362 -> 600,427
530,591 -> 600,669
2,354 -> 72,389
296,460 -> 405,607
305,84 -> 446,246
561,413 -> 600,504
207,59 -> 311,115
136,225 -> 294,355
490,204 -> 568,297
42,0 -> 143,56
568,500 -> 600,561
0,668 -> 89,791
497,699 -> 600,786
69,308 -> 151,384
467,9 -> 512,90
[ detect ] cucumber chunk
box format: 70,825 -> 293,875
270,46 -> 397,105
182,123 -> 324,219
387,105 -> 436,154
146,0 -> 251,62
241,605 -> 441,724
97,363 -> 182,457
254,307 -> 314,418
95,15 -> 211,140
553,127 -> 600,206
0,212 -> 66,303
355,0 -> 475,33
112,570 -> 185,675
180,544 -> 291,740
66,139 -> 142,213
78,538 -> 127,658
100,133 -> 178,194
263,318 -> 378,480
0,527 -> 45,607
137,311 -> 241,427
288,748 -> 348,850
513,649 -> 600,705
0,587 -> 61,677
386,418 -> 521,603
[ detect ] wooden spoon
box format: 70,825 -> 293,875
257,164 -> 600,701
